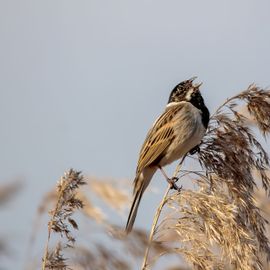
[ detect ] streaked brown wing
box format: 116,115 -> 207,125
136,103 -> 183,174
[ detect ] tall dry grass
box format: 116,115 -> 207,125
41,169 -> 85,270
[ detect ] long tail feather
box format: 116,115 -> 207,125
125,183 -> 144,233
126,168 -> 156,233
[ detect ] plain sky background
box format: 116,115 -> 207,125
1,0 -> 270,269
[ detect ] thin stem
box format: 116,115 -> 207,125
141,161 -> 183,270
41,228 -> 51,270
211,94 -> 243,118
41,184 -> 64,270
141,184 -> 171,270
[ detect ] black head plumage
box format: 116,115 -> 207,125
168,77 -> 197,104
168,77 -> 210,129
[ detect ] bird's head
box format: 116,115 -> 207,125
168,77 -> 203,105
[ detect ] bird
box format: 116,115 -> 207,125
125,77 -> 210,233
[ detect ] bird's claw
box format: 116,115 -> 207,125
169,177 -> 182,192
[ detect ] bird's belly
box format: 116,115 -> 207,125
159,113 -> 206,167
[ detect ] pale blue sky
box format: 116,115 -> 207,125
1,0 -> 270,269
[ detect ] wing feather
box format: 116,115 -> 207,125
136,103 -> 183,173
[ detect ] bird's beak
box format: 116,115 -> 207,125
189,76 -> 197,82
189,76 -> 202,91
194,82 -> 203,88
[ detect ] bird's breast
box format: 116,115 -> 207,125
159,104 -> 206,166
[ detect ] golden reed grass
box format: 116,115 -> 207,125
42,169 -> 85,270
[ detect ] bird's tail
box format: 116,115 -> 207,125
125,180 -> 144,233
125,168 -> 156,234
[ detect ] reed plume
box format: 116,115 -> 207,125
42,169 -> 85,270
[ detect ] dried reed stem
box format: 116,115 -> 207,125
42,236 -> 50,270
141,162 -> 184,270
141,184 -> 171,270
42,182 -> 66,270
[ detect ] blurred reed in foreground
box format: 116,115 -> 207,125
0,180 -> 23,266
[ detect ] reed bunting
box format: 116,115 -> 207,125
125,77 -> 210,233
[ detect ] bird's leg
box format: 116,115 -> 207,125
179,153 -> 187,165
158,166 -> 182,191
189,145 -> 200,155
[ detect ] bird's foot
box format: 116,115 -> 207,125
168,177 -> 182,191
158,166 -> 182,192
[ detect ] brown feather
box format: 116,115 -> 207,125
136,104 -> 183,174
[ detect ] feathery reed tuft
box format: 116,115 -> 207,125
42,169 -> 85,270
